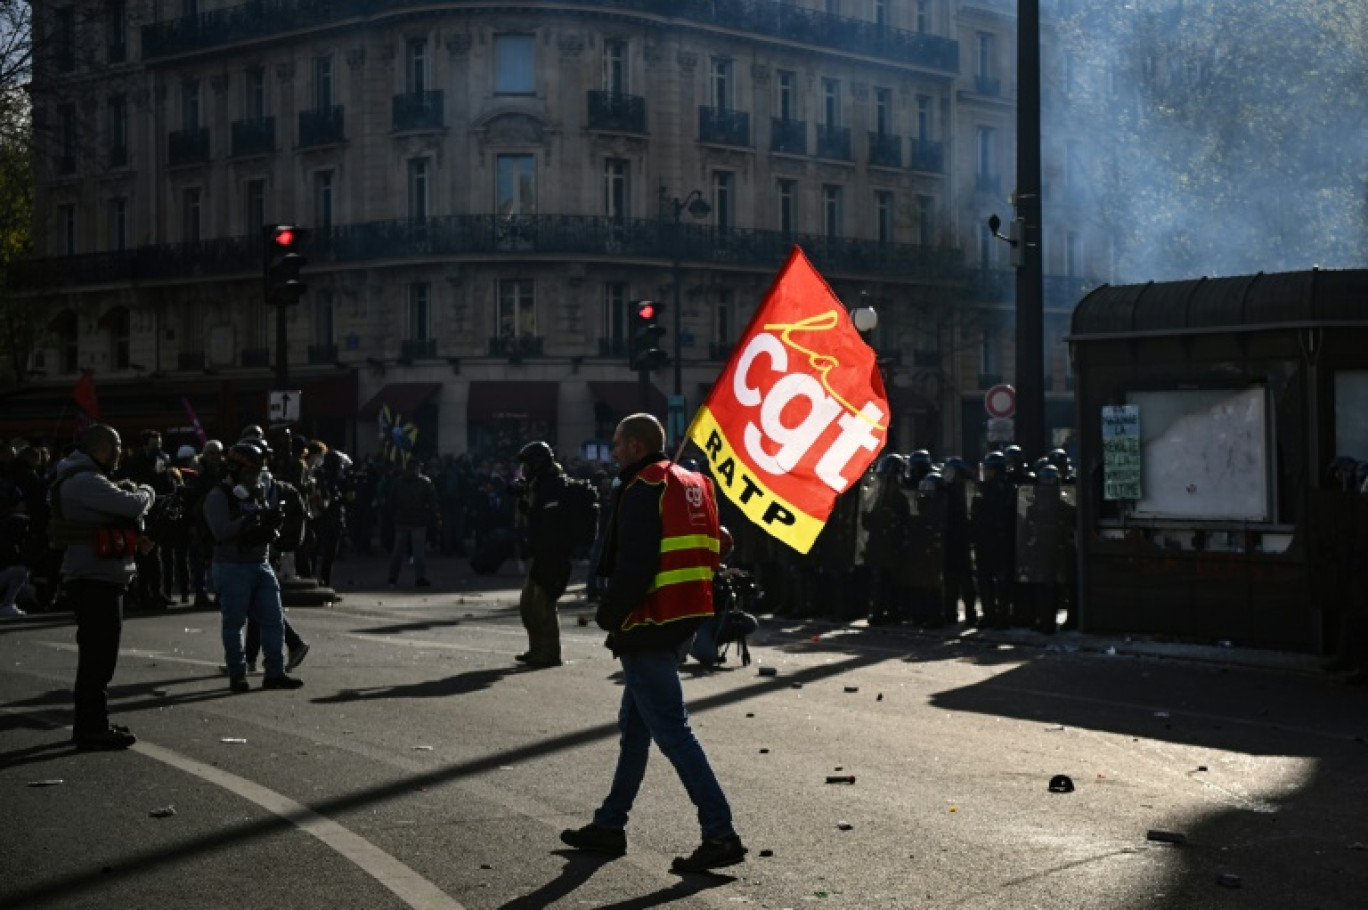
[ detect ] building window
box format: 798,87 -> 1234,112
976,126 -> 996,181
916,0 -> 930,32
495,34 -> 535,94
406,37 -> 427,94
977,32 -> 995,81
822,78 -> 841,126
182,79 -> 201,130
245,67 -> 266,119
245,178 -> 265,234
107,2 -> 127,62
874,0 -> 887,26
407,284 -> 431,341
314,170 -> 334,230
710,57 -> 734,110
603,159 -> 629,221
916,194 -> 934,246
108,197 -> 127,251
1065,231 -> 1081,278
822,185 -> 842,239
874,87 -> 892,135
496,154 -> 536,216
712,171 -> 734,230
313,55 -> 333,109
603,39 -> 627,93
408,158 -> 428,221
1064,140 -> 1084,196
314,291 -> 334,346
58,204 -> 76,254
916,94 -> 933,139
875,191 -> 893,244
496,279 -> 536,341
777,179 -> 795,235
715,289 -> 733,346
107,94 -> 127,150
604,282 -> 629,347
182,188 -> 201,243
777,70 -> 796,120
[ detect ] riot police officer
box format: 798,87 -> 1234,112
972,451 -> 1016,630
940,456 -> 978,626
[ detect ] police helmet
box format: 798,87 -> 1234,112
518,440 -> 554,470
876,453 -> 907,476
1048,448 -> 1071,469
918,471 -> 945,493
225,441 -> 267,475
1003,444 -> 1025,468
908,449 -> 933,466
1037,464 -> 1062,485
941,455 -> 968,483
982,451 -> 1007,471
322,450 -> 351,474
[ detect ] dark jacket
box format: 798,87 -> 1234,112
389,469 -> 439,527
521,464 -> 575,597
596,452 -> 703,654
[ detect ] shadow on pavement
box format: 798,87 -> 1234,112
310,666 -> 519,703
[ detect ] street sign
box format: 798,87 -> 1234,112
269,389 -> 301,423
985,383 -> 1017,419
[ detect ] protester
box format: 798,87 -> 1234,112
386,457 -> 439,587
560,413 -> 747,873
511,441 -> 575,668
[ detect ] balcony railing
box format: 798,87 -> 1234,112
308,343 -> 339,364
231,117 -> 275,157
179,350 -> 207,371
488,334 -> 544,360
588,91 -> 647,134
168,127 -> 210,166
699,106 -> 750,147
240,347 -> 270,367
975,75 -> 1002,96
12,214 -> 971,292
868,131 -> 902,168
816,124 -> 851,161
299,106 -> 345,148
399,338 -> 438,361
393,91 -> 444,131
909,138 -> 944,173
770,117 -> 806,155
142,1 -> 959,74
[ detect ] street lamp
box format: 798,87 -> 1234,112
667,188 -> 712,398
851,292 -> 879,336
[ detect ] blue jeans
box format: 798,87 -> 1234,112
593,649 -> 735,840
387,524 -> 429,583
214,560 -> 285,678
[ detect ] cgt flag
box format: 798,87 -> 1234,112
685,246 -> 889,553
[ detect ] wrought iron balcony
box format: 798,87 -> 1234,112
231,117 -> 275,157
909,139 -> 944,173
168,127 -> 210,166
393,91 -> 444,132
142,1 -> 958,74
699,106 -> 750,147
109,145 -> 128,168
179,350 -> 207,371
12,214 -> 970,292
488,334 -> 544,360
816,124 -> 851,161
770,117 -> 806,155
588,91 -> 647,134
299,106 -> 345,148
308,343 -> 339,365
399,338 -> 438,361
240,347 -> 270,367
868,131 -> 902,168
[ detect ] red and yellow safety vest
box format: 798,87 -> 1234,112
620,461 -> 721,631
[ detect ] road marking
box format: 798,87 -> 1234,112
138,737 -> 470,910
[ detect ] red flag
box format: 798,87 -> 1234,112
72,369 -> 100,421
685,247 -> 889,553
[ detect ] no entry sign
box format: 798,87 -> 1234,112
985,383 -> 1016,419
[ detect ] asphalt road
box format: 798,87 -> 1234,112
2,553 -> 1365,909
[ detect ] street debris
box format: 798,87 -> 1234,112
148,805 -> 176,818
843,686 -> 859,693
836,821 -> 853,831
759,748 -> 770,754
1147,829 -> 1188,845
876,693 -> 883,701
220,737 -> 247,744
26,779 -> 63,788
1196,765 -> 1208,772
1216,873 -> 1241,888
1153,712 -> 1170,718
1048,774 -> 1075,793
790,682 -> 803,689
826,775 -> 856,784
759,849 -> 774,857
1045,724 -> 1066,732
412,745 -> 434,751
758,666 -> 778,677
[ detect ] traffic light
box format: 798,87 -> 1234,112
629,299 -> 668,372
263,224 -> 309,306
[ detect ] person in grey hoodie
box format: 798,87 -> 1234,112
49,424 -> 155,751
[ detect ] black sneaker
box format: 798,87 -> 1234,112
229,676 -> 251,693
75,726 -> 138,751
671,835 -> 747,873
261,674 -> 304,690
560,823 -> 626,856
286,642 -> 311,671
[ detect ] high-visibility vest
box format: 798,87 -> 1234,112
620,461 -> 720,631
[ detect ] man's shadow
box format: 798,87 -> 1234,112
310,666 -> 517,703
496,849 -> 733,910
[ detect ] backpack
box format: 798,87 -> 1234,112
560,476 -> 600,551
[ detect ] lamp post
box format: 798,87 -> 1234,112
667,189 -> 712,398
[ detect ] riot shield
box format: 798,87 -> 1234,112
897,488 -> 946,589
855,470 -> 890,566
1015,485 -> 1066,584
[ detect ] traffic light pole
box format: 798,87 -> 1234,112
275,300 -> 288,391
1014,0 -> 1045,460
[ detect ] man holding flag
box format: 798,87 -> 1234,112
685,246 -> 890,554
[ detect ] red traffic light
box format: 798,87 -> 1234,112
272,227 -> 296,248
635,301 -> 660,321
